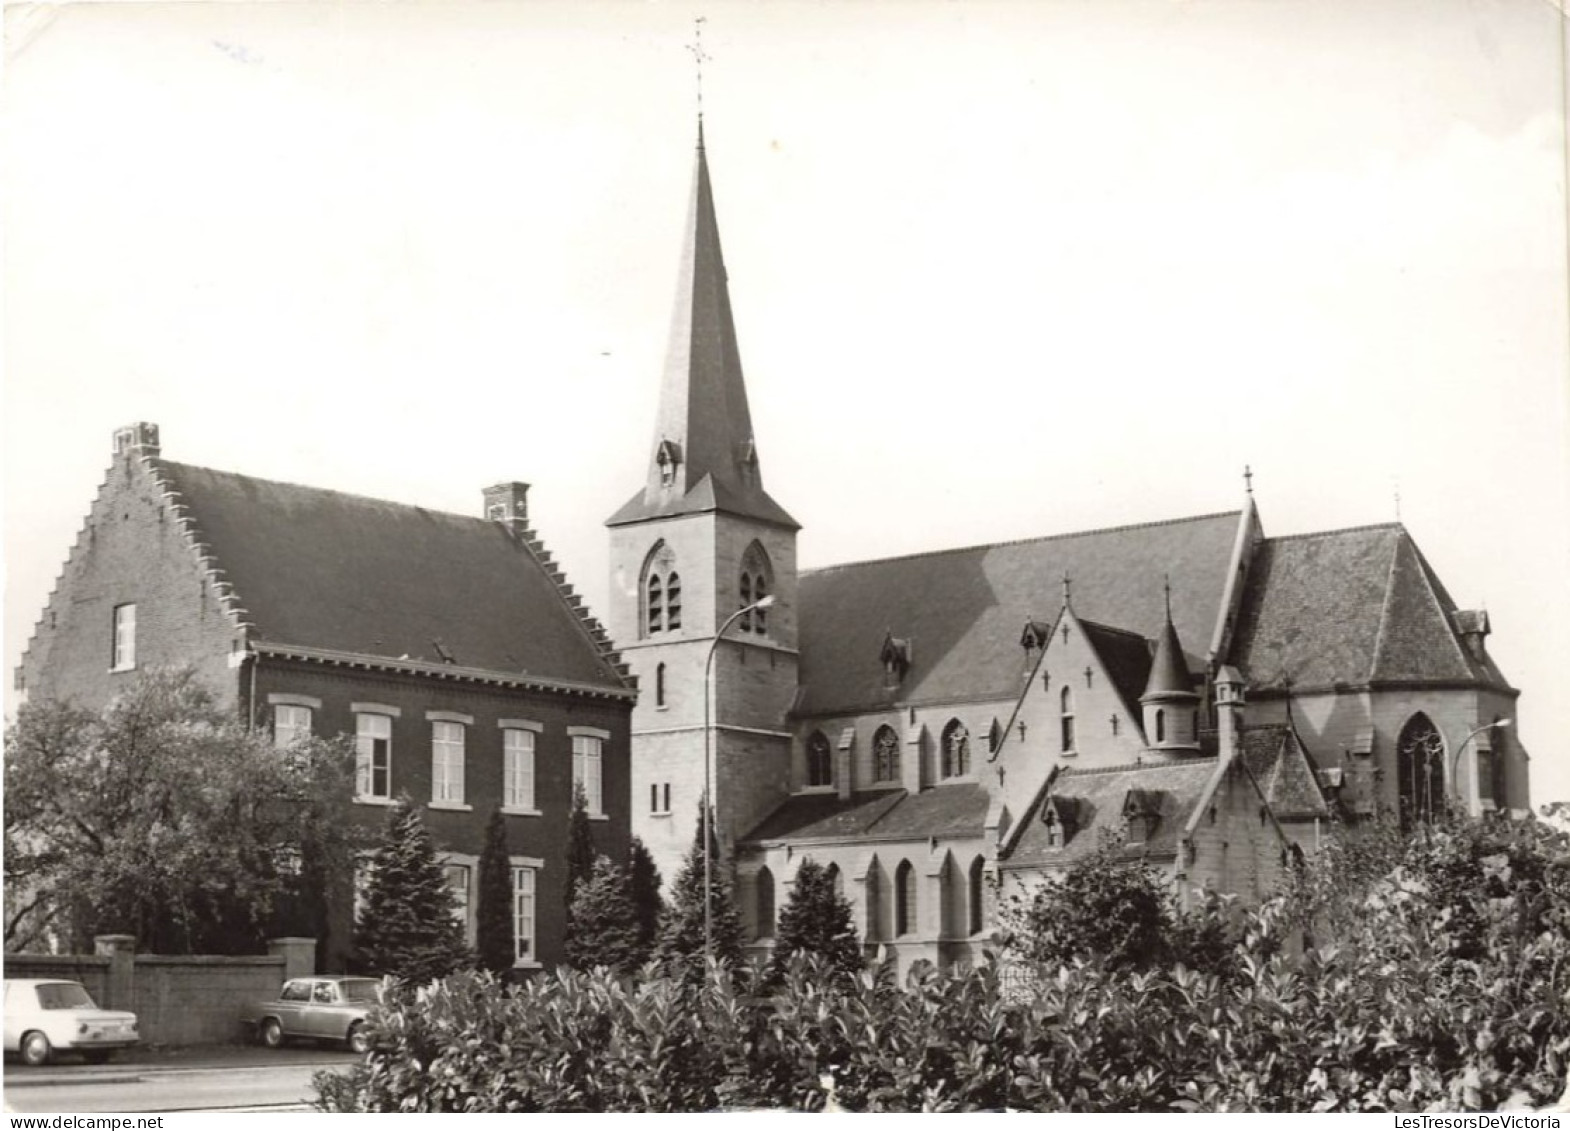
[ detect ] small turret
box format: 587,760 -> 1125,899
1141,580 -> 1201,753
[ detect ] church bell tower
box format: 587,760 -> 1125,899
606,126 -> 801,889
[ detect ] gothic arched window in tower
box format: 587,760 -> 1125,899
873,725 -> 901,783
739,541 -> 773,635
655,662 -> 667,708
941,719 -> 970,779
1397,712 -> 1447,827
806,730 -> 833,788
1060,687 -> 1076,753
641,542 -> 679,637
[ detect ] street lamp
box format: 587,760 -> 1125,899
704,593 -> 776,965
1450,719 -> 1511,814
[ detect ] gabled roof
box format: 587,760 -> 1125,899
607,135 -> 798,532
742,783 -> 989,845
1228,524 -> 1511,693
1239,725 -> 1329,820
795,511 -> 1241,717
1079,619 -> 1154,720
1006,759 -> 1218,868
154,460 -> 630,692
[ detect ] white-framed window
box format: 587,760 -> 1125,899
513,866 -> 537,963
431,721 -> 466,804
572,733 -> 604,816
274,704 -> 313,749
444,863 -> 471,933
356,713 -> 393,800
650,782 -> 671,815
111,604 -> 137,671
503,728 -> 536,811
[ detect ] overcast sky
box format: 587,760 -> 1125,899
6,0 -> 1568,802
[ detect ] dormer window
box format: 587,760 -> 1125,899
880,633 -> 912,688
1122,789 -> 1161,845
1042,796 -> 1077,848
655,439 -> 682,488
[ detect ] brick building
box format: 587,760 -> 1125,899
612,132 -> 1530,972
15,424 -> 635,970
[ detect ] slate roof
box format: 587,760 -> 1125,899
1229,525 -> 1510,692
1007,759 -> 1219,868
606,136 -> 799,532
795,512 -> 1241,717
1239,725 -> 1329,820
156,461 -> 629,690
1080,619 -> 1155,719
742,783 -> 989,845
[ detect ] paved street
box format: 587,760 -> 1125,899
4,1047 -> 358,1113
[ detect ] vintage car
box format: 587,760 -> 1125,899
242,975 -> 383,1053
3,979 -> 140,1066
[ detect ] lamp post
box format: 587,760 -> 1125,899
704,593 -> 776,965
1449,718 -> 1511,814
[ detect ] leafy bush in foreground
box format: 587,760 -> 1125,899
316,817 -> 1570,1112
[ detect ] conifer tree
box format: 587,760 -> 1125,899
627,835 -> 663,960
353,798 -> 470,984
475,807 -> 515,975
563,854 -> 643,973
767,858 -> 863,984
655,802 -> 745,983
563,784 -> 596,915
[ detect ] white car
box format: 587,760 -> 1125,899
3,979 -> 139,1066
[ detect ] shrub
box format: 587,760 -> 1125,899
765,859 -> 862,986
353,798 -> 471,983
475,808 -> 515,975
564,855 -> 644,974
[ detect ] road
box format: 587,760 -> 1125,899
4,1049 -> 358,1114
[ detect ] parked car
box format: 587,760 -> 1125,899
241,975 -> 383,1053
3,979 -> 139,1067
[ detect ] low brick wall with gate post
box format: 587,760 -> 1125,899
4,936 -> 315,1046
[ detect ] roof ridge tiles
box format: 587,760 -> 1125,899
800,509 -> 1244,577
1058,758 -> 1219,779
1078,618 -> 1152,642
1262,521 -> 1405,544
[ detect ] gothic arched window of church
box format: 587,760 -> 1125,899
825,861 -> 844,900
1060,687 -> 1076,752
941,720 -> 970,779
895,860 -> 916,937
987,718 -> 1003,754
807,730 -> 833,788
967,855 -> 986,936
739,542 -> 773,634
873,725 -> 901,783
655,662 -> 667,708
1397,712 -> 1447,827
642,543 -> 679,636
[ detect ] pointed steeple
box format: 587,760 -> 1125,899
1142,583 -> 1201,753
607,131 -> 798,530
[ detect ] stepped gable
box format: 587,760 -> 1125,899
795,511 -> 1241,717
1007,759 -> 1219,867
156,460 -> 629,691
1229,524 -> 1511,693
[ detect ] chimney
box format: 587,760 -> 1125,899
1214,664 -> 1246,758
482,482 -> 530,535
1452,609 -> 1490,662
112,422 -> 160,459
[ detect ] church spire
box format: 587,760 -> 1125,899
608,130 -> 797,531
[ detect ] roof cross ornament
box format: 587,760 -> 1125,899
1163,573 -> 1173,622
1243,465 -> 1254,496
687,16 -> 711,129
1061,572 -> 1071,608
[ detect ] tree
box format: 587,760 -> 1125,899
767,859 -> 862,983
3,666 -> 359,954
475,808 -> 515,975
563,855 -> 643,972
655,802 -> 745,982
353,798 -> 470,983
564,784 -> 596,914
627,835 -> 663,960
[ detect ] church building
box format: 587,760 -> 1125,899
608,131 -> 1530,971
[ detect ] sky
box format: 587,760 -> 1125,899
5,1 -> 1569,802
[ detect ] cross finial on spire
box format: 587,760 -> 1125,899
1394,477 -> 1402,521
1163,573 -> 1172,622
687,16 -> 710,134
1062,572 -> 1071,607
1243,465 -> 1254,496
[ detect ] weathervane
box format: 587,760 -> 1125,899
687,16 -> 711,125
